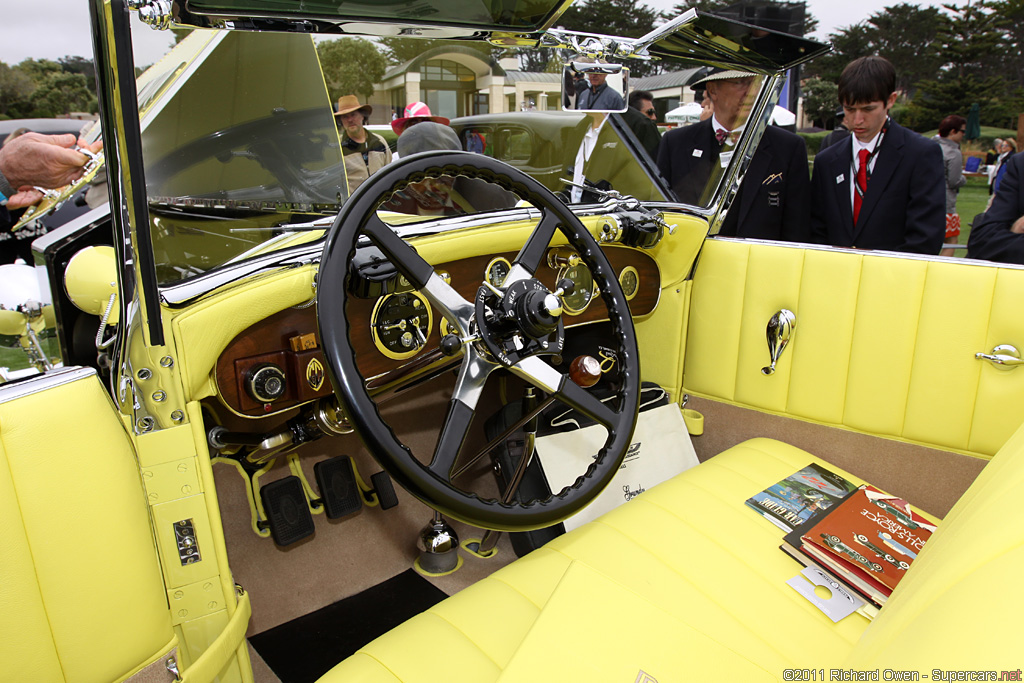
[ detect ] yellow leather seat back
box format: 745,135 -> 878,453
846,418 -> 1024,672
685,239 -> 1024,456
0,368 -> 176,682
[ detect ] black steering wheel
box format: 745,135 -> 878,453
317,151 -> 640,531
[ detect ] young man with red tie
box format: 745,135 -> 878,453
810,56 -> 945,254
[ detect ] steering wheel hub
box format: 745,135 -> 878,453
475,278 -> 564,368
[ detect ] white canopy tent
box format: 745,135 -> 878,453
769,105 -> 796,127
664,101 -> 704,124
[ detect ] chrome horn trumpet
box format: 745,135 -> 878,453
762,309 -> 796,376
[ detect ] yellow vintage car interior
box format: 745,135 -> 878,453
7,223 -> 1024,681
324,422 -> 1024,680
7,5 -> 1023,681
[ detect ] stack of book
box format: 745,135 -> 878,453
747,464 -> 936,609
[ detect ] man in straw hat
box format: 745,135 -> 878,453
335,95 -> 392,193
657,68 -> 810,241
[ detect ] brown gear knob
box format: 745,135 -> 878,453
569,355 -> 602,388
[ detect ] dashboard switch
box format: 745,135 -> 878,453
246,363 -> 287,403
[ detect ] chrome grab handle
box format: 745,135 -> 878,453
975,344 -> 1024,370
762,309 -> 796,376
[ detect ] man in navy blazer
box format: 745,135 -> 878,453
657,70 -> 811,241
967,152 -> 1024,263
810,56 -> 945,254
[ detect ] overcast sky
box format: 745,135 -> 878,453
1,0 -> 973,68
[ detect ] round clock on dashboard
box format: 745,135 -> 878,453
371,291 -> 433,360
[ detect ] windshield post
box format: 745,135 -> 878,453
707,72 -> 785,234
89,0 -> 164,348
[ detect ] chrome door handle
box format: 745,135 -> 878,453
975,344 -> 1024,370
762,309 -> 796,375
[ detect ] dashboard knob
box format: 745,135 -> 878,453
247,363 -> 287,403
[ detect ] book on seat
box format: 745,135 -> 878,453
782,485 -> 936,607
744,462 -> 858,532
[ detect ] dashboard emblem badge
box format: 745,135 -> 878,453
306,358 -> 325,391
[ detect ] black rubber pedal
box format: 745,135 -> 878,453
314,456 -> 363,519
260,476 -> 314,546
370,470 -> 399,510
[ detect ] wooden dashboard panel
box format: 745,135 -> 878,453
215,244 -> 659,417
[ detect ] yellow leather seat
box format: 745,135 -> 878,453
0,368 -> 177,682
322,424 -> 1024,681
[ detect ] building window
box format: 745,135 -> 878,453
473,93 -> 489,116
419,60 -> 475,85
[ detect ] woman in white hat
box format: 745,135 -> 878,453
335,95 -> 392,193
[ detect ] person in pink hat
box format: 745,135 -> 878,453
391,102 -> 450,136
335,94 -> 392,193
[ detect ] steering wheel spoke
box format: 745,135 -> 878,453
509,207 -> 561,279
363,212 -> 435,290
428,347 -> 495,478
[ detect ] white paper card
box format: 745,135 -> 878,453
787,567 -> 864,622
534,403 -> 699,532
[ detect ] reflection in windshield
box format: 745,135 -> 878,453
449,112 -> 669,207
142,31 -> 343,286
656,73 -> 765,207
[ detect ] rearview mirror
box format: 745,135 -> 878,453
562,63 -> 629,113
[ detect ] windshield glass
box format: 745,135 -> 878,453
142,30 -> 344,285
137,23 -> 779,288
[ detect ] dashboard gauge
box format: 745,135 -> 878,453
485,257 -> 511,288
371,292 -> 433,360
618,266 -> 639,301
558,262 -> 594,315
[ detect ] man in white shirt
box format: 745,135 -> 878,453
810,56 -> 944,254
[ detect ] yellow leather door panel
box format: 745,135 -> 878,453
684,239 -> 1024,457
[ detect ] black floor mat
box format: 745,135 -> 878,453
249,569 -> 448,682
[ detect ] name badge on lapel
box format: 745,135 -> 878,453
692,149 -> 703,158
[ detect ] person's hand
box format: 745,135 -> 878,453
1011,215 -> 1024,234
0,133 -> 103,209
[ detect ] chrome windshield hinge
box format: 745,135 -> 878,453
126,0 -> 174,30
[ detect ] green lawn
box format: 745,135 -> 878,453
951,174 -> 992,255
0,338 -> 60,373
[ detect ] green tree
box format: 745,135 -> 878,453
987,0 -> 1024,88
800,76 -> 838,128
803,23 -> 874,83
0,62 -> 36,119
864,3 -> 945,99
28,71 -> 95,117
904,1 -> 1011,131
316,38 -> 388,102
664,1 -> 819,36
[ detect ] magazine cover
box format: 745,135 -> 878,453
745,463 -> 858,531
801,485 -> 937,594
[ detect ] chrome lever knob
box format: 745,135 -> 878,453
975,344 -> 1023,370
762,309 -> 796,376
